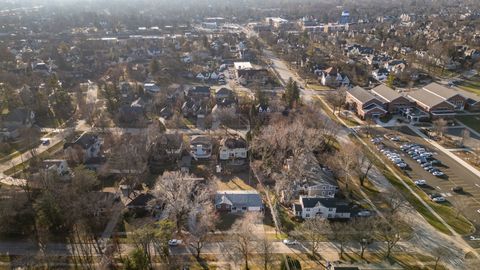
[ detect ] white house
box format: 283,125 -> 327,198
189,135 -> 212,160
43,159 -> 70,176
294,196 -> 351,219
144,83 -> 160,94
372,68 -> 390,81
219,137 -> 247,160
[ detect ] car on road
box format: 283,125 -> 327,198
414,180 -> 427,186
432,196 -> 446,203
283,239 -> 298,245
429,193 -> 442,199
357,210 -> 372,217
40,138 -> 51,145
452,186 -> 463,193
168,239 -> 181,246
470,236 -> 480,241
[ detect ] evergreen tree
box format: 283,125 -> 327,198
386,73 -> 395,88
284,77 -> 300,108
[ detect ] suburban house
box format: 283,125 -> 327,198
370,84 -> 411,113
148,133 -> 184,173
0,108 -> 35,140
283,154 -> 338,203
64,133 -> 102,163
293,196 -> 351,219
215,190 -> 263,213
185,86 -> 211,99
215,87 -> 236,104
144,82 -> 160,94
371,68 -> 390,81
317,67 -> 350,87
346,86 -> 387,119
189,135 -> 212,160
234,61 -> 270,86
42,159 -> 71,176
219,136 -> 248,161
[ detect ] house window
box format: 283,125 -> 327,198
232,207 -> 237,211
305,214 -> 310,218
322,186 -> 326,190
328,208 -> 334,211
328,191 -> 332,195
242,207 -> 247,211
306,208 -> 310,212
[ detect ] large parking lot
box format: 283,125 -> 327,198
371,126 -> 480,244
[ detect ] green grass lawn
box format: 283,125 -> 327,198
456,115 -> 480,134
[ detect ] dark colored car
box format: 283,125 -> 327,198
452,186 -> 463,193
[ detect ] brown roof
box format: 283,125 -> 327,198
370,84 -> 403,102
347,86 -> 379,104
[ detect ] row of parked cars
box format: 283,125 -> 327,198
400,143 -> 445,177
372,137 -> 409,169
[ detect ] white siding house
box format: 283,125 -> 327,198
294,196 -> 351,219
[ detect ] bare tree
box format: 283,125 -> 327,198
325,87 -> 347,113
433,118 -> 447,140
352,218 -> 375,259
387,193 -> 407,215
293,217 -> 330,256
377,215 -> 407,258
152,171 -> 214,232
230,213 -> 260,270
329,142 -> 360,192
187,204 -> 217,259
328,221 -> 353,258
256,234 -> 274,270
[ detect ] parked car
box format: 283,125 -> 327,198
432,197 -> 446,203
357,210 -> 372,217
432,170 -> 444,177
397,162 -> 408,168
283,239 -> 298,245
168,239 -> 181,246
421,162 -> 433,168
452,186 -> 463,193
414,179 -> 427,186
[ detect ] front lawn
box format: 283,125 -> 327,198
456,115 -> 480,134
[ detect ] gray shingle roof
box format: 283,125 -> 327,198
423,82 -> 460,100
407,89 -> 452,109
300,197 -> 351,212
370,84 -> 402,102
347,86 -> 378,104
215,190 -> 262,208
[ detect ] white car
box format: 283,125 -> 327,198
357,210 -> 372,217
432,171 -> 444,177
470,236 -> 480,241
168,239 -> 181,246
414,180 -> 427,186
283,239 -> 298,245
432,197 -> 446,203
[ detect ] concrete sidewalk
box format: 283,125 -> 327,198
408,124 -> 480,181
